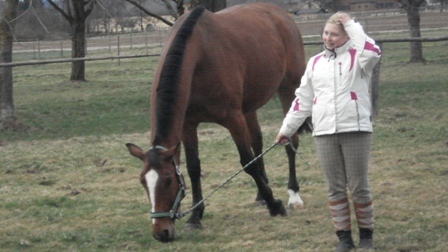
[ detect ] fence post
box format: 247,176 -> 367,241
37,39 -> 41,61
371,42 -> 382,118
33,41 -> 36,60
117,36 -> 120,66
145,32 -> 149,55
60,40 -> 63,58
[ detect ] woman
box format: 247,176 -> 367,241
276,12 -> 381,251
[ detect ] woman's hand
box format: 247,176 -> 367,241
338,13 -> 353,25
275,133 -> 290,145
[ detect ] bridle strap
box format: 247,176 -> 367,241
150,188 -> 185,219
150,145 -> 169,151
149,144 -> 186,220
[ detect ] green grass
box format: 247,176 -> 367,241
0,38 -> 447,251
5,54 -> 159,141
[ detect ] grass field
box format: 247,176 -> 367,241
1,36 -> 447,251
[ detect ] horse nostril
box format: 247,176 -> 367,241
162,229 -> 170,238
153,229 -> 172,242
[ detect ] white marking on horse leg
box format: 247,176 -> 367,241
288,189 -> 304,209
145,170 -> 159,224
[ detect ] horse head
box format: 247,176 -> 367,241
126,143 -> 185,242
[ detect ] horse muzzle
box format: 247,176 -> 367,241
152,221 -> 176,242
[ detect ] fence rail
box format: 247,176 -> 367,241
1,36 -> 447,67
0,54 -> 159,67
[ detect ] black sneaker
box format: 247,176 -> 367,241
334,241 -> 355,252
335,230 -> 355,252
358,228 -> 374,250
358,238 -> 373,250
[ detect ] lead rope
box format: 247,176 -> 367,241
177,141 -> 310,218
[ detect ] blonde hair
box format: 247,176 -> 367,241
326,12 -> 350,36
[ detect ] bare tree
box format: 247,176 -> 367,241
397,0 -> 426,62
47,0 -> 97,81
439,0 -> 448,11
0,0 -> 19,126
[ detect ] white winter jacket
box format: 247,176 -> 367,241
280,20 -> 382,137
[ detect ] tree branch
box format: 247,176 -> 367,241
32,4 -> 49,33
9,0 -> 32,23
85,0 -> 97,17
47,0 -> 73,24
123,0 -> 174,26
160,0 -> 178,18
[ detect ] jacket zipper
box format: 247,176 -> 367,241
333,59 -> 338,133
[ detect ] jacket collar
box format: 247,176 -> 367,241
324,40 -> 352,59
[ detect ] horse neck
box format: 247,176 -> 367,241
150,54 -> 197,148
149,7 -> 205,148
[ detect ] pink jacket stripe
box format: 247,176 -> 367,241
364,41 -> 381,56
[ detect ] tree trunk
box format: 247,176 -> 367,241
399,0 -> 426,63
0,0 -> 19,123
204,0 -> 226,12
371,43 -> 382,117
407,4 -> 425,62
176,0 -> 185,16
47,0 -> 95,82
190,0 -> 226,12
71,21 -> 86,81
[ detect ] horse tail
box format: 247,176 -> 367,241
297,117 -> 313,134
154,7 -> 206,144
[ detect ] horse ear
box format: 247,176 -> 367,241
167,143 -> 181,156
126,143 -> 146,161
161,143 -> 181,161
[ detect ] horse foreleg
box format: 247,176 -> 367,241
223,113 -> 287,217
182,122 -> 204,230
245,112 -> 268,204
286,133 -> 304,209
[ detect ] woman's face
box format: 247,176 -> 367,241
322,23 -> 349,50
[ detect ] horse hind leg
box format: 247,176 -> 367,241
223,113 -> 286,217
245,112 -> 268,205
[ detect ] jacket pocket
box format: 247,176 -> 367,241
350,91 -> 361,129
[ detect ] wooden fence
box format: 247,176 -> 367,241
1,36 -> 447,117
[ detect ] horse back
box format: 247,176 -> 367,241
151,3 -> 305,132
186,3 -> 305,115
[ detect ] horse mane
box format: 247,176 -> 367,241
153,6 -> 206,146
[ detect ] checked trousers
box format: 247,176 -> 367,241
314,132 -> 374,231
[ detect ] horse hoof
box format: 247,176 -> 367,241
288,202 -> 304,210
184,223 -> 203,231
254,199 -> 267,206
279,205 -> 288,217
268,200 -> 288,217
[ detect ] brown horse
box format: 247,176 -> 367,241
126,3 -> 309,242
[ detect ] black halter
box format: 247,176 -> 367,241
148,145 -> 186,219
